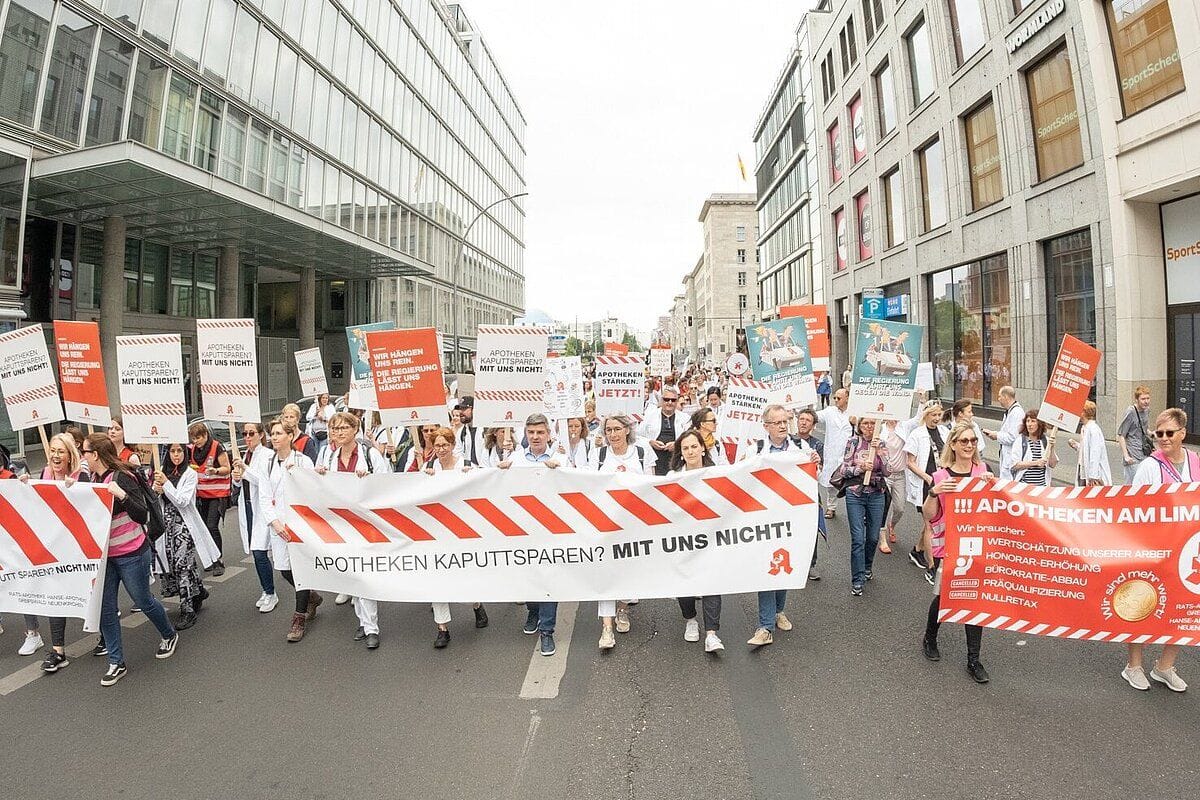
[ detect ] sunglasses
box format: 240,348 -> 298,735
1154,429 -> 1181,438
955,437 -> 978,445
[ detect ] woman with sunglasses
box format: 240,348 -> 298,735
232,422 -> 277,612
835,418 -> 893,597
921,422 -> 992,684
669,429 -> 724,652
153,443 -> 221,630
689,407 -> 728,466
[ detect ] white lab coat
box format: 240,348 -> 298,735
258,450 -> 316,570
816,406 -> 852,486
995,402 -> 1025,480
1008,435 -> 1052,486
638,408 -> 691,444
1077,420 -> 1111,485
315,443 -> 391,475
453,425 -> 486,466
587,443 -> 655,474
233,444 -> 271,553
903,425 -> 943,508
155,469 -> 221,570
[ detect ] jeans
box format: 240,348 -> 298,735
526,602 -> 557,635
756,590 -> 787,630
678,596 -> 721,631
251,549 -> 275,595
22,615 -> 68,647
100,546 -> 176,666
1122,462 -> 1139,485
846,490 -> 885,587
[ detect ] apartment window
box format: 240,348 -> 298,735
964,100 -> 1003,209
821,57 -> 831,104
907,18 -> 935,107
736,226 -> 747,242
862,0 -> 885,42
948,0 -> 987,66
849,94 -> 866,164
738,270 -> 747,286
828,120 -> 843,183
856,190 -> 873,261
846,19 -> 858,67
875,61 -> 897,136
739,294 -> 748,310
883,168 -> 906,247
833,208 -> 847,271
840,28 -> 851,76
1026,46 -> 1084,181
929,254 -> 1011,407
1012,0 -> 1027,13
1105,0 -> 1185,116
918,138 -> 948,231
737,249 -> 747,264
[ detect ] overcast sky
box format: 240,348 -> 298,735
462,0 -> 818,335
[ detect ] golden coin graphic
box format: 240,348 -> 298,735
1112,578 -> 1157,622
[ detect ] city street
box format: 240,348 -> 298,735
1,511 -> 1194,800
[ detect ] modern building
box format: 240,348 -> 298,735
0,0 -> 525,450
796,0 -> 1195,434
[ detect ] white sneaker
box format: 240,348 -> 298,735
18,633 -> 43,656
1150,665 -> 1188,692
335,593 -> 351,605
1122,665 -> 1150,691
255,592 -> 269,608
615,607 -> 631,633
704,632 -> 724,652
684,618 -> 700,642
598,628 -> 615,650
259,594 -> 280,613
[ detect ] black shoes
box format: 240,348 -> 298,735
967,660 -> 990,684
353,626 -> 367,641
434,629 -> 450,649
91,640 -> 108,657
212,560 -> 226,577
365,633 -> 380,650
474,605 -> 489,628
176,611 -> 197,630
922,638 -> 941,662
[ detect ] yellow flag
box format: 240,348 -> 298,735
737,154 -> 748,182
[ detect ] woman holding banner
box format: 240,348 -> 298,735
1010,410 -> 1058,486
232,423 -> 277,613
921,422 -> 991,684
1122,408 -> 1191,693
835,419 -> 893,597
669,430 -> 724,652
154,444 -> 220,630
483,427 -> 517,467
398,424 -> 440,472
557,417 -> 593,469
83,434 -> 179,687
282,403 -> 319,462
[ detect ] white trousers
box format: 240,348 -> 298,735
432,602 -> 451,625
352,597 -> 379,635
597,599 -> 636,618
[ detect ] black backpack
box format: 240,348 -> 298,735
132,467 -> 167,543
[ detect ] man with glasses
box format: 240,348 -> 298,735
640,388 -> 691,476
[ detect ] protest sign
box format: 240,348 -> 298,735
746,317 -> 816,410
53,321 -> 111,426
544,355 -> 584,419
604,342 -> 629,356
116,334 -> 187,444
294,347 -> 329,398
474,326 -> 550,426
940,479 -> 1200,647
594,355 -> 646,418
0,325 -> 63,430
1038,335 -> 1102,433
365,327 -> 446,426
346,322 -> 396,410
0,480 -> 114,631
196,319 -> 260,423
846,319 -> 923,421
778,304 -> 831,373
281,455 -> 818,602
719,378 -> 770,445
915,362 -> 935,392
649,345 -> 672,378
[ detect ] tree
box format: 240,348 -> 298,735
593,338 -> 604,354
565,336 -> 583,356
621,332 -> 642,351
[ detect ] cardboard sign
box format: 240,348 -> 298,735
346,321 -> 396,410
116,334 -> 187,444
594,355 -> 646,418
1039,335 -> 1101,433
53,321 -> 111,426
778,304 -> 831,373
294,347 -> 329,398
915,361 -> 935,392
0,325 -> 64,430
474,326 -> 551,426
544,356 -> 584,419
649,345 -> 672,378
366,327 -> 446,426
941,479 -> 1200,647
720,378 -> 770,444
846,319 -> 923,421
746,317 -> 817,410
196,318 -> 260,422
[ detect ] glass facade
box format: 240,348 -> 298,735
1105,0 -> 1185,116
1044,229 -> 1096,368
929,255 -> 1011,409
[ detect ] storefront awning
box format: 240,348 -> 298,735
25,142 -> 431,281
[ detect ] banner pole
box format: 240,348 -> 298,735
227,422 -> 242,463
862,420 -> 879,485
86,423 -> 94,435
37,424 -> 51,462
151,441 -> 161,474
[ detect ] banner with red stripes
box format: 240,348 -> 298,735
197,318 -> 261,422
0,480 -> 114,630
282,455 -> 819,602
474,326 -> 551,426
940,479 -> 1200,647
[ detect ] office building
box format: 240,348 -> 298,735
683,193 -> 759,365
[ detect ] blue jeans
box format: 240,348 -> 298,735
757,590 -> 787,630
526,602 -> 557,635
846,490 -> 885,586
252,549 -> 275,595
100,546 -> 176,666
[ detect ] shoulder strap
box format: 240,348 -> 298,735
1022,436 -> 1028,460
636,445 -> 644,462
361,446 -> 375,474
599,446 -> 607,468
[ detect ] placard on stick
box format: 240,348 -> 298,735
116,334 -> 187,444
1038,335 -> 1101,433
0,324 -> 64,431
53,320 -> 111,426
366,327 -> 446,426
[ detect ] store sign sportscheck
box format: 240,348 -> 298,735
1006,0 -> 1065,55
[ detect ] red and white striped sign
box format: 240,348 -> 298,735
0,480 -> 114,630
594,355 -> 645,419
0,325 -> 64,430
282,455 -> 819,602
720,377 -> 770,444
474,326 -> 550,426
116,334 -> 188,444
197,318 -> 260,422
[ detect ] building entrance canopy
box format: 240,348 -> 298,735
26,142 -> 429,281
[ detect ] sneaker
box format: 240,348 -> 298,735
684,618 -> 700,642
615,607 -> 631,633
1150,665 -> 1188,692
434,629 -> 450,649
100,662 -> 127,686
775,613 -> 793,632
129,606 -> 142,614
851,584 -> 863,596
255,592 -> 269,608
908,547 -> 927,568
967,660 -> 990,684
365,633 -> 380,650
539,632 -> 556,656
865,569 -> 873,582
91,640 -> 108,658
474,605 -> 489,628
1121,665 -> 1150,691
924,568 -> 937,586
212,560 -> 225,577
155,633 -> 179,659
704,632 -> 724,652
335,593 -> 351,605
41,650 -> 69,673
598,628 -> 616,650
18,632 -> 43,656
259,594 -> 279,613
353,626 -> 367,641
522,609 -> 539,635
807,567 -> 820,581
747,628 -> 773,647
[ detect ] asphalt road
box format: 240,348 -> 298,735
0,509 -> 1194,800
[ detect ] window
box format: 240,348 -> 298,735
200,0 -> 235,87
173,0 -> 207,68
918,138 -> 948,231
821,52 -> 836,104
251,27 -> 278,115
123,238 -> 139,312
39,8 -> 98,143
839,18 -> 858,75
828,120 -> 842,183
833,208 -> 847,271
220,106 -> 248,183
739,294 -> 748,310
738,270 -> 747,286
193,89 -> 221,173
226,5 -> 256,100
862,0 -> 885,42
883,168 -> 906,247
840,27 -> 851,76
849,94 -> 866,164
1105,0 -> 1185,116
737,248 -> 747,264
929,254 -> 1011,407
128,54 -> 167,146
1026,46 -> 1084,181
103,0 -> 141,31
948,0 -> 987,66
140,241 -> 168,314
874,61 -> 897,136
906,18 -> 935,107
161,73 -> 197,161
856,190 -> 872,261
0,0 -> 54,126
964,100 -> 1003,209
85,32 -> 134,146
736,226 -> 746,242
139,0 -> 176,50
1045,229 -> 1096,368
195,254 -> 216,319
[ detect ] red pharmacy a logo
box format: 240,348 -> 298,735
768,548 -> 792,576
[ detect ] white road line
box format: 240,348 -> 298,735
204,565 -> 246,584
241,556 -> 255,565
518,601 -> 578,700
503,710 -> 542,800
0,633 -> 101,696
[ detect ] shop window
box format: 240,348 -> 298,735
1026,46 -> 1084,181
928,253 -> 1011,408
1104,0 -> 1185,116
1044,229 -> 1096,373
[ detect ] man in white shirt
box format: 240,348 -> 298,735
639,387 -> 691,476
990,386 -> 1023,480
452,396 -> 485,467
816,389 -> 852,518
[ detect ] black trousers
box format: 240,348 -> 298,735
197,496 -> 227,554
925,593 -> 982,662
677,596 -> 721,631
280,570 -> 311,614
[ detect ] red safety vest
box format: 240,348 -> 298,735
293,433 -> 312,455
191,439 -> 230,499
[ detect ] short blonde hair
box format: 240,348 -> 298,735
47,433 -> 81,475
939,422 -> 983,467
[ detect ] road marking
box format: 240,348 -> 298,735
518,601 -> 578,699
0,633 -> 101,696
241,556 -> 255,565
503,710 -> 541,800
204,565 -> 246,584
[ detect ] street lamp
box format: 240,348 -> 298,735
451,191 -> 529,373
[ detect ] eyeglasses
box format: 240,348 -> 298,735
1154,429 -> 1182,438
702,417 -> 716,424
604,427 -> 626,433
243,430 -> 259,436
955,437 -> 978,445
765,419 -> 788,427
330,424 -> 354,431
662,398 -> 678,403
82,449 -> 95,455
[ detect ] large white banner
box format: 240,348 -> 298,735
0,480 -> 113,631
543,356 -> 584,419
281,456 -> 818,602
116,334 -> 188,444
196,318 -> 260,422
294,347 -> 329,397
593,355 -> 645,418
0,325 -> 64,430
474,326 -> 550,426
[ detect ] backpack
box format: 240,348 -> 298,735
598,446 -> 645,469
132,467 -> 167,543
